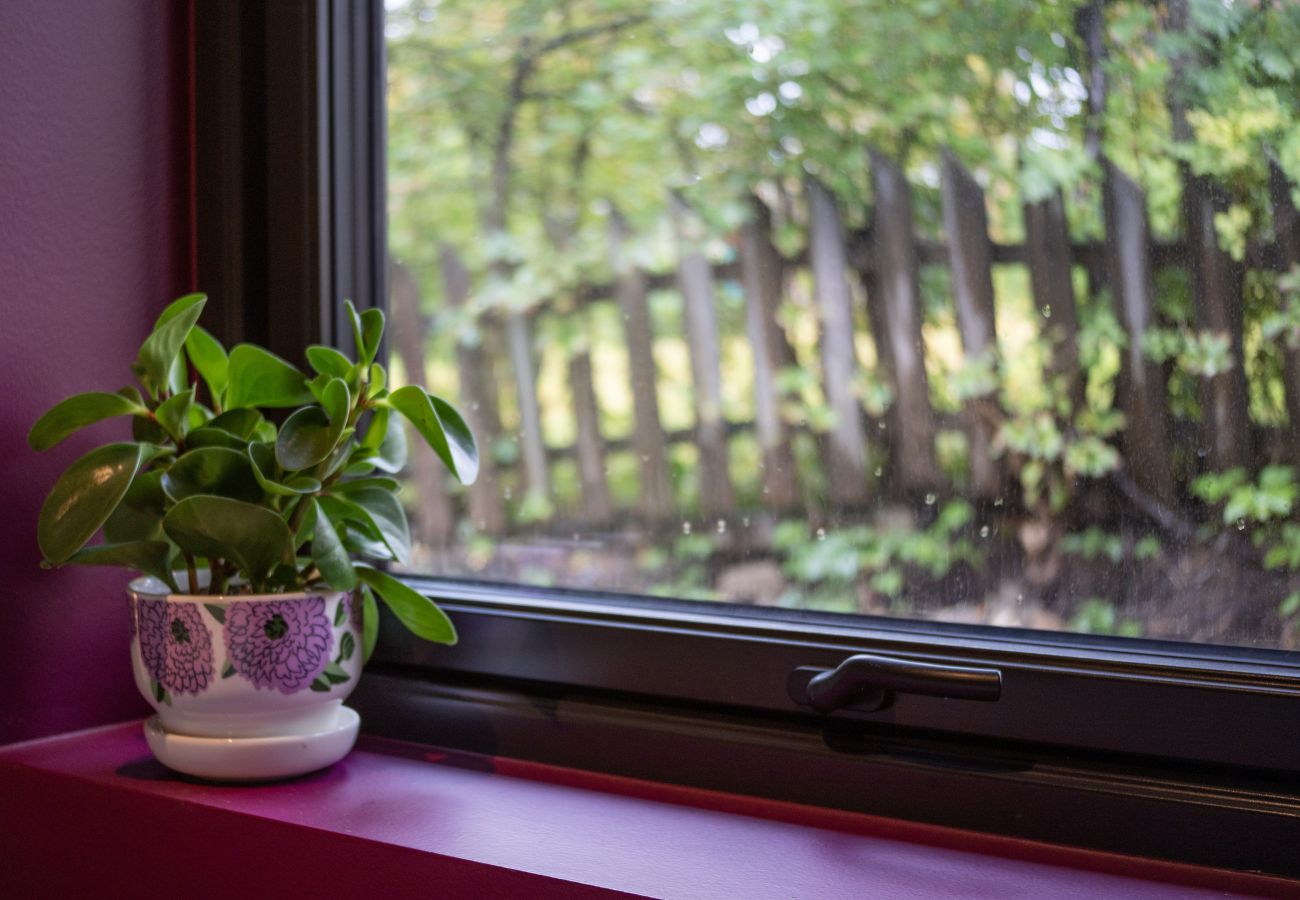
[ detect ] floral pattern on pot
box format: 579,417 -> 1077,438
138,599 -> 215,696
224,596 -> 334,695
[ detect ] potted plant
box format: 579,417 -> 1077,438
29,293 -> 476,780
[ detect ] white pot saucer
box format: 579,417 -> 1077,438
143,706 -> 360,782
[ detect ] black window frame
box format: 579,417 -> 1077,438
194,0 -> 1300,877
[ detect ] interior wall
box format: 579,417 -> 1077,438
0,0 -> 191,743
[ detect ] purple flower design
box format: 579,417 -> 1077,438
137,599 -> 214,696
224,596 -> 333,694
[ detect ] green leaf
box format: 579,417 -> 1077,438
321,378 -> 351,426
346,487 -> 411,564
339,630 -> 356,660
186,427 -> 247,450
154,388 -> 195,443
309,677 -> 331,693
333,598 -> 347,626
185,326 -> 229,405
28,392 -> 149,452
135,294 -> 206,396
276,405 -> 346,472
204,603 -> 226,623
1282,592 -> 1300,618
360,408 -> 391,452
356,565 -> 456,645
225,344 -> 311,409
208,409 -> 264,440
163,495 -> 294,585
310,499 -> 357,591
372,407 -> 408,473
39,443 -> 154,564
247,442 -> 322,497
332,476 -> 399,495
361,585 -> 379,663
344,300 -> 365,360
323,661 -> 350,684
359,307 -> 385,365
66,541 -> 177,591
306,345 -> 353,380
222,660 -> 236,678
162,447 -> 263,503
103,470 -> 167,543
368,363 -> 387,397
153,680 -> 165,703
387,385 -> 478,484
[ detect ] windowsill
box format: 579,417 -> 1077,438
0,721 -> 1287,897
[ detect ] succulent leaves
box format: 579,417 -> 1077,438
31,295 -> 474,650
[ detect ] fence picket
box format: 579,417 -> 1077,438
439,242 -> 507,533
941,152 -> 1003,498
610,209 -> 675,519
806,175 -> 873,506
1103,161 -> 1174,503
390,258 -> 454,547
740,196 -> 801,510
868,152 -> 942,496
1024,191 -> 1085,412
671,192 -> 736,517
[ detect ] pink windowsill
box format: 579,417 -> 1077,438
0,721 -> 1288,899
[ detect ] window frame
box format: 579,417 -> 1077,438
196,0 -> 1300,877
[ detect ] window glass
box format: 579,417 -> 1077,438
384,0 -> 1300,651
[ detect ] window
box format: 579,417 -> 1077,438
196,0 -> 1300,876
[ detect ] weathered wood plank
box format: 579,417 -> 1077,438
868,152 -> 942,496
610,208 -> 674,519
941,152 -> 1002,498
389,258 -> 454,548
671,192 -> 736,517
806,175 -> 873,506
439,243 -> 507,534
740,195 -> 801,510
1103,162 -> 1174,502
1024,191 -> 1084,412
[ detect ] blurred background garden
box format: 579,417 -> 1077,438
382,0 -> 1300,649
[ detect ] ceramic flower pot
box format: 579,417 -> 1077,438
130,577 -> 364,780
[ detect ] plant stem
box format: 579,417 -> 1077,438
183,552 -> 199,595
211,559 -> 230,595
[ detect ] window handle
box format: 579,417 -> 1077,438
788,654 -> 1002,714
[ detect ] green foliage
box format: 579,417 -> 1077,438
1061,528 -> 1161,565
778,501 -> 980,605
1068,598 -> 1143,638
31,294 -> 478,651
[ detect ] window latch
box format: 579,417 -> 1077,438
787,654 -> 1002,714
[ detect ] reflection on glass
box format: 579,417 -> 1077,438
384,0 -> 1300,649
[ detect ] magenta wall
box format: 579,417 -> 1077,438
0,1 -> 191,743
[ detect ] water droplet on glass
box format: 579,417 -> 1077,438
470,402 -> 480,411
682,522 -> 692,535
979,525 -> 990,538
815,527 -> 826,541
741,516 -> 751,528
1041,305 -> 1052,318
1236,518 -> 1247,531
994,497 -> 1005,507
503,487 -> 513,500
924,493 -> 937,506
878,421 -> 887,431
716,519 -> 727,534
1196,447 -> 1207,458
873,467 -> 883,477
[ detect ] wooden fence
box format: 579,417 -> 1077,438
391,147 -> 1300,548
